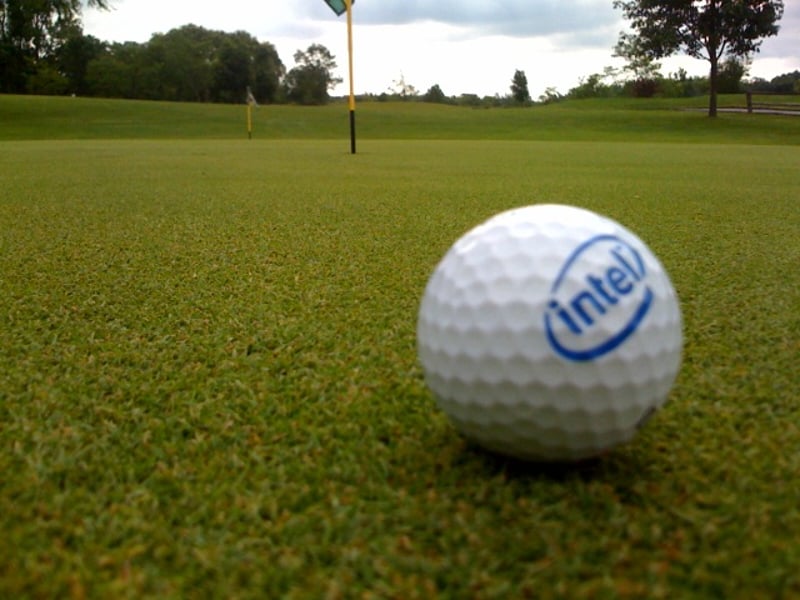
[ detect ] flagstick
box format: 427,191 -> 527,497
247,103 -> 253,140
346,0 -> 356,154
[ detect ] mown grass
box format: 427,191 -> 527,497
2,93 -> 800,144
0,100 -> 799,598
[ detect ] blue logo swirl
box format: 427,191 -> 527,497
544,235 -> 653,362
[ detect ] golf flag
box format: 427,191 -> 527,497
323,0 -> 357,153
245,86 -> 256,139
323,0 -> 354,16
246,86 -> 257,106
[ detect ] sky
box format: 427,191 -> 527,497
83,0 -> 800,99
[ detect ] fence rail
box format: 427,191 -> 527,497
745,91 -> 800,115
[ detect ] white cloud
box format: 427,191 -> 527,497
340,0 -> 618,37
82,0 -> 800,98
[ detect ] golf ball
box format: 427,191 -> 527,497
417,204 -> 682,461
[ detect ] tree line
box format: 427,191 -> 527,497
385,65 -> 798,110
2,0 -> 796,110
1,2 -> 340,105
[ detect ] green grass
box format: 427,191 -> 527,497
2,93 -> 800,143
1,99 -> 799,598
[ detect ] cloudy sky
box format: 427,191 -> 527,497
83,0 -> 800,98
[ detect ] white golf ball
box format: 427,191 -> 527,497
417,204 -> 682,461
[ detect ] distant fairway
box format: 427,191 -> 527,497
2,93 -> 800,143
1,97 -> 799,598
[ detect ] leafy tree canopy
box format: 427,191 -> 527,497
613,0 -> 785,115
423,84 -> 446,104
1,0 -> 110,91
284,44 -> 341,105
511,69 -> 531,104
84,25 -> 285,103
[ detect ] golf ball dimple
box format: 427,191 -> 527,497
417,204 -> 683,461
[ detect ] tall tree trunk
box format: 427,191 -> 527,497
706,0 -> 719,117
708,52 -> 718,117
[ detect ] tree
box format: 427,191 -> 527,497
55,29 -> 105,95
568,68 -> 624,99
211,31 -> 284,104
538,87 -> 563,104
511,69 -> 530,104
390,72 -> 418,100
213,32 -> 257,104
717,56 -> 747,93
767,70 -> 800,93
614,31 -> 662,96
145,25 -> 219,102
613,0 -> 784,116
251,41 -> 284,104
284,44 -> 340,105
83,27 -> 285,104
86,41 -> 147,98
423,84 -> 447,104
1,0 -> 110,92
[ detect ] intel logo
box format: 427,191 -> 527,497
544,235 -> 653,362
